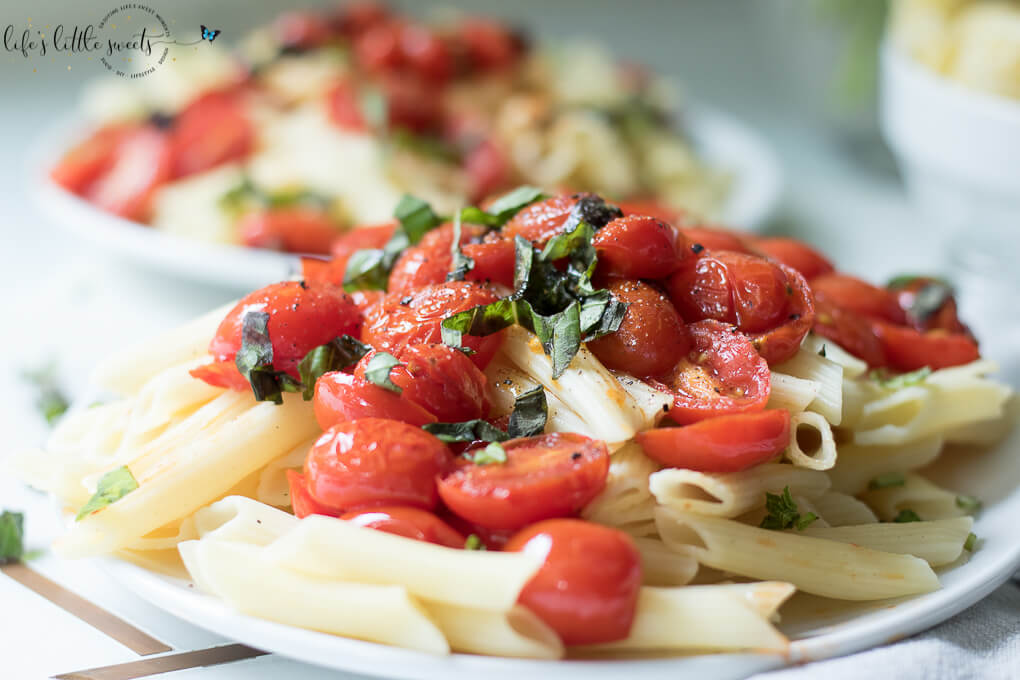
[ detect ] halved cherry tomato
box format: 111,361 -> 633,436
813,300 -> 886,367
748,262 -> 815,365
170,89 -> 253,179
437,432 -> 609,530
188,359 -> 250,391
889,277 -> 972,336
87,126 -> 173,221
377,72 -> 443,133
587,279 -> 690,377
387,222 -> 486,295
637,410 -> 791,473
287,470 -> 341,519
810,273 -> 908,325
340,506 -> 465,548
659,319 -> 771,424
313,371 -> 437,430
305,417 -> 452,511
871,321 -> 980,372
505,519 -> 641,645
615,198 -> 682,224
207,281 -> 361,378
747,236 -> 834,280
462,232 -> 515,287
678,227 -> 753,254
355,344 -> 491,423
51,124 -> 131,195
350,289 -> 385,315
362,281 -> 505,369
593,215 -> 687,279
502,193 -> 622,247
238,207 -> 341,254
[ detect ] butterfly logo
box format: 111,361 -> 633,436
201,25 -> 221,42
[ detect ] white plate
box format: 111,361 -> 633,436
30,106 -> 782,292
99,421 -> 1020,680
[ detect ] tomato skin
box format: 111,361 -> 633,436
813,300 -> 886,367
189,359 -> 250,391
747,237 -> 834,280
51,125 -> 131,195
871,322 -> 980,372
587,280 -> 690,378
464,139 -> 510,203
355,345 -> 491,423
354,20 -> 404,73
313,371 -> 438,430
327,79 -> 368,132
340,506 -> 465,548
505,519 -> 641,645
593,215 -> 686,279
661,319 -> 771,425
748,262 -> 815,365
287,470 -> 341,519
87,126 -> 173,221
305,418 -> 452,512
462,233 -> 515,288
810,273 -> 908,326
457,18 -> 524,72
208,281 -> 361,378
679,227 -> 753,254
238,208 -> 340,254
615,199 -> 682,224
502,194 -> 622,247
170,89 -> 253,179
637,410 -> 791,473
890,277 -> 972,336
362,282 -> 504,370
387,222 -> 486,295
437,433 -> 610,531
399,23 -> 453,84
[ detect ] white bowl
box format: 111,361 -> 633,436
879,42 -> 1020,236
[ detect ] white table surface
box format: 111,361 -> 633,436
1,2 -> 1017,678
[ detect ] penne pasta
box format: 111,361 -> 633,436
785,411 -> 838,470
423,604 -> 563,659
768,372 -> 820,415
632,537 -> 699,586
774,345 -> 844,424
811,492 -> 879,526
797,517 -> 973,566
859,474 -> 969,522
827,436 -> 944,495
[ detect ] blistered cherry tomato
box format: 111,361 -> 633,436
502,194 -> 622,247
340,506 -> 465,548
615,198 -> 682,224
388,222 -> 484,294
87,126 -> 173,221
813,300 -> 886,367
505,519 -> 641,645
188,359 -> 250,391
462,232 -> 516,287
748,262 -> 815,365
206,281 -> 361,378
871,321 -> 979,372
889,277 -> 972,336
587,280 -> 690,377
305,417 -> 452,511
810,273 -> 908,325
313,371 -> 437,430
355,345 -> 490,423
659,319 -> 771,424
170,89 -> 253,179
679,227 -> 753,254
238,207 -> 340,254
747,237 -> 834,280
362,282 -> 504,369
637,410 -> 791,472
457,18 -> 524,71
287,470 -> 341,519
437,433 -> 609,530
593,215 -> 686,279
51,124 -> 131,194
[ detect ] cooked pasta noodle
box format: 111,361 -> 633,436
785,411 -> 838,470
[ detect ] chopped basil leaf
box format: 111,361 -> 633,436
869,366 -> 932,389
394,194 -> 443,245
297,335 -> 372,400
484,186 -> 548,223
818,344 -> 827,358
389,128 -> 459,163
440,298 -> 519,348
507,386 -> 547,438
886,274 -> 923,289
447,211 -> 475,282
75,466 -> 138,521
363,352 -> 402,393
235,311 -> 300,403
964,532 -> 978,552
0,511 -> 25,564
423,420 -> 509,443
760,486 -> 814,531
893,509 -> 922,523
869,472 -> 906,490
909,281 -> 954,325
473,441 -> 507,465
955,494 -> 982,514
464,534 -> 486,550
21,363 -> 70,426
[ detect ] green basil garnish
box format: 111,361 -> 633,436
507,386 -> 548,438
0,511 -> 25,564
363,352 -> 402,393
75,466 -> 138,521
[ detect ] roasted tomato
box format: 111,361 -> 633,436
747,236 -> 835,280
188,360 -> 250,391
170,89 -> 253,179
462,232 -> 516,288
361,281 -> 505,369
813,300 -> 886,367
502,193 -> 622,247
387,222 -> 485,294
748,262 -> 815,365
593,215 -> 687,279
86,126 -> 173,221
637,410 -> 791,472
51,124 -> 132,195
204,281 -> 361,379
287,470 -> 341,519
340,506 -> 465,548
399,23 -> 454,83
659,319 -> 771,424
587,280 -> 690,377
888,276 -> 972,336
238,207 -> 341,254
870,322 -> 979,372
615,198 -> 683,224
678,227 -> 753,254
464,138 -> 510,203
505,519 -> 641,645
305,417 -> 452,511
437,433 -> 609,530
810,273 -> 908,326
457,17 -> 524,72
313,371 -> 437,430
354,344 -> 491,423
